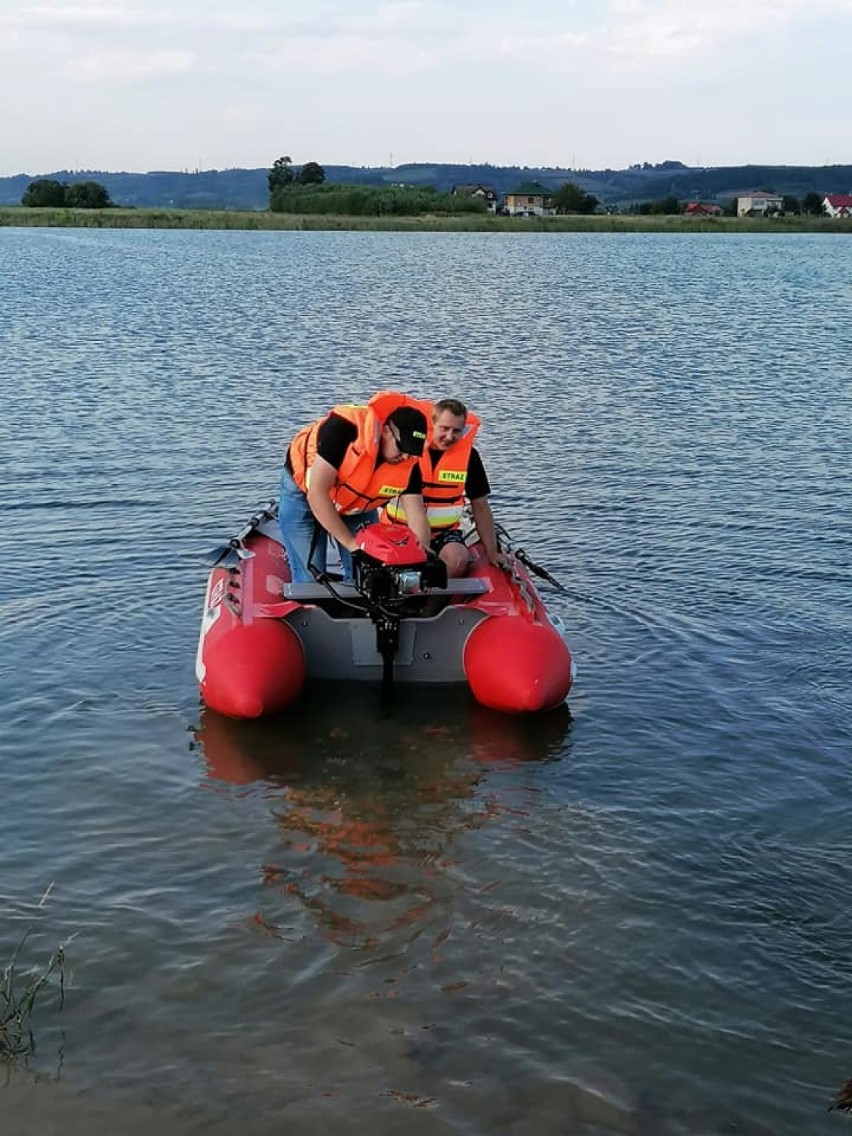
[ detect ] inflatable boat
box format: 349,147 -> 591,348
196,503 -> 574,718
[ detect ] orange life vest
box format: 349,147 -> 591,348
288,391 -> 422,516
386,407 -> 480,530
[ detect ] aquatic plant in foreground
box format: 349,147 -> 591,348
1,883 -> 73,1063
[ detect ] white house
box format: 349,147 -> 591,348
737,192 -> 784,217
450,184 -> 498,213
823,194 -> 852,218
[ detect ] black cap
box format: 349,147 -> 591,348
387,406 -> 428,457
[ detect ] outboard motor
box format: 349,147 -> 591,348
353,524 -> 447,603
351,524 -> 447,693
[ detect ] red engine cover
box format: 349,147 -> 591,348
356,522 -> 426,566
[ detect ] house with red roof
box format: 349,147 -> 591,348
684,202 -> 723,216
823,194 -> 852,218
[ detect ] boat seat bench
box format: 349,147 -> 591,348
282,578 -> 490,600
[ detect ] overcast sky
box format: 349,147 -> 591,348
1,0 -> 850,176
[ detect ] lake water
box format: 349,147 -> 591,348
2,227 -> 851,1135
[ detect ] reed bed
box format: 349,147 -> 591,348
1,206 -> 848,234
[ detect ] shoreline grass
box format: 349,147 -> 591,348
1,205 -> 850,234
1,884 -> 72,1065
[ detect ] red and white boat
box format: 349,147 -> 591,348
196,503 -> 574,718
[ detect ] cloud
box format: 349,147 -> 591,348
251,35 -> 437,78
0,1 -> 456,85
603,0 -> 852,70
0,4 -> 176,31
237,0 -> 852,82
454,26 -> 589,66
61,47 -> 195,81
3,0 -> 852,173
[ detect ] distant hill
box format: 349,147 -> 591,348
2,162 -> 851,211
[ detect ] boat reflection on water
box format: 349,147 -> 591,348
194,687 -> 572,949
197,685 -> 572,785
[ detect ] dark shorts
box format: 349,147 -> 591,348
430,529 -> 466,554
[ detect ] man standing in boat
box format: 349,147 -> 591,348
386,397 -> 507,578
280,391 -> 432,583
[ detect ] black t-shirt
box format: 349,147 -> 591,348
408,445 -> 489,499
288,416 -> 490,499
464,447 -> 490,500
315,414 -> 358,467
290,413 -> 420,493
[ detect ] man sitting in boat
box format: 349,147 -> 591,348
386,397 -> 507,578
279,391 -> 432,583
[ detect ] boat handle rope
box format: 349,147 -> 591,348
210,499 -> 277,565
505,551 -> 537,615
492,521 -> 565,607
512,547 -> 567,594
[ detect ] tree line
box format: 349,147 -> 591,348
22,178 -> 113,208
267,156 -> 603,216
267,158 -> 831,217
626,191 -> 827,216
18,158 -> 834,219
267,156 -> 327,192
267,155 -> 485,216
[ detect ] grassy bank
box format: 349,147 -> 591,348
1,205 -> 849,234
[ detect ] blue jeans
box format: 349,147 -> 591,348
278,469 -> 377,583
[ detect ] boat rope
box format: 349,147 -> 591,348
210,499 -> 278,565
505,553 -> 537,615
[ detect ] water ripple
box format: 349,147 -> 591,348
2,228 -> 851,1135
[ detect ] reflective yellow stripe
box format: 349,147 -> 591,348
384,501 -> 463,528
427,504 -> 463,528
385,498 -> 407,522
